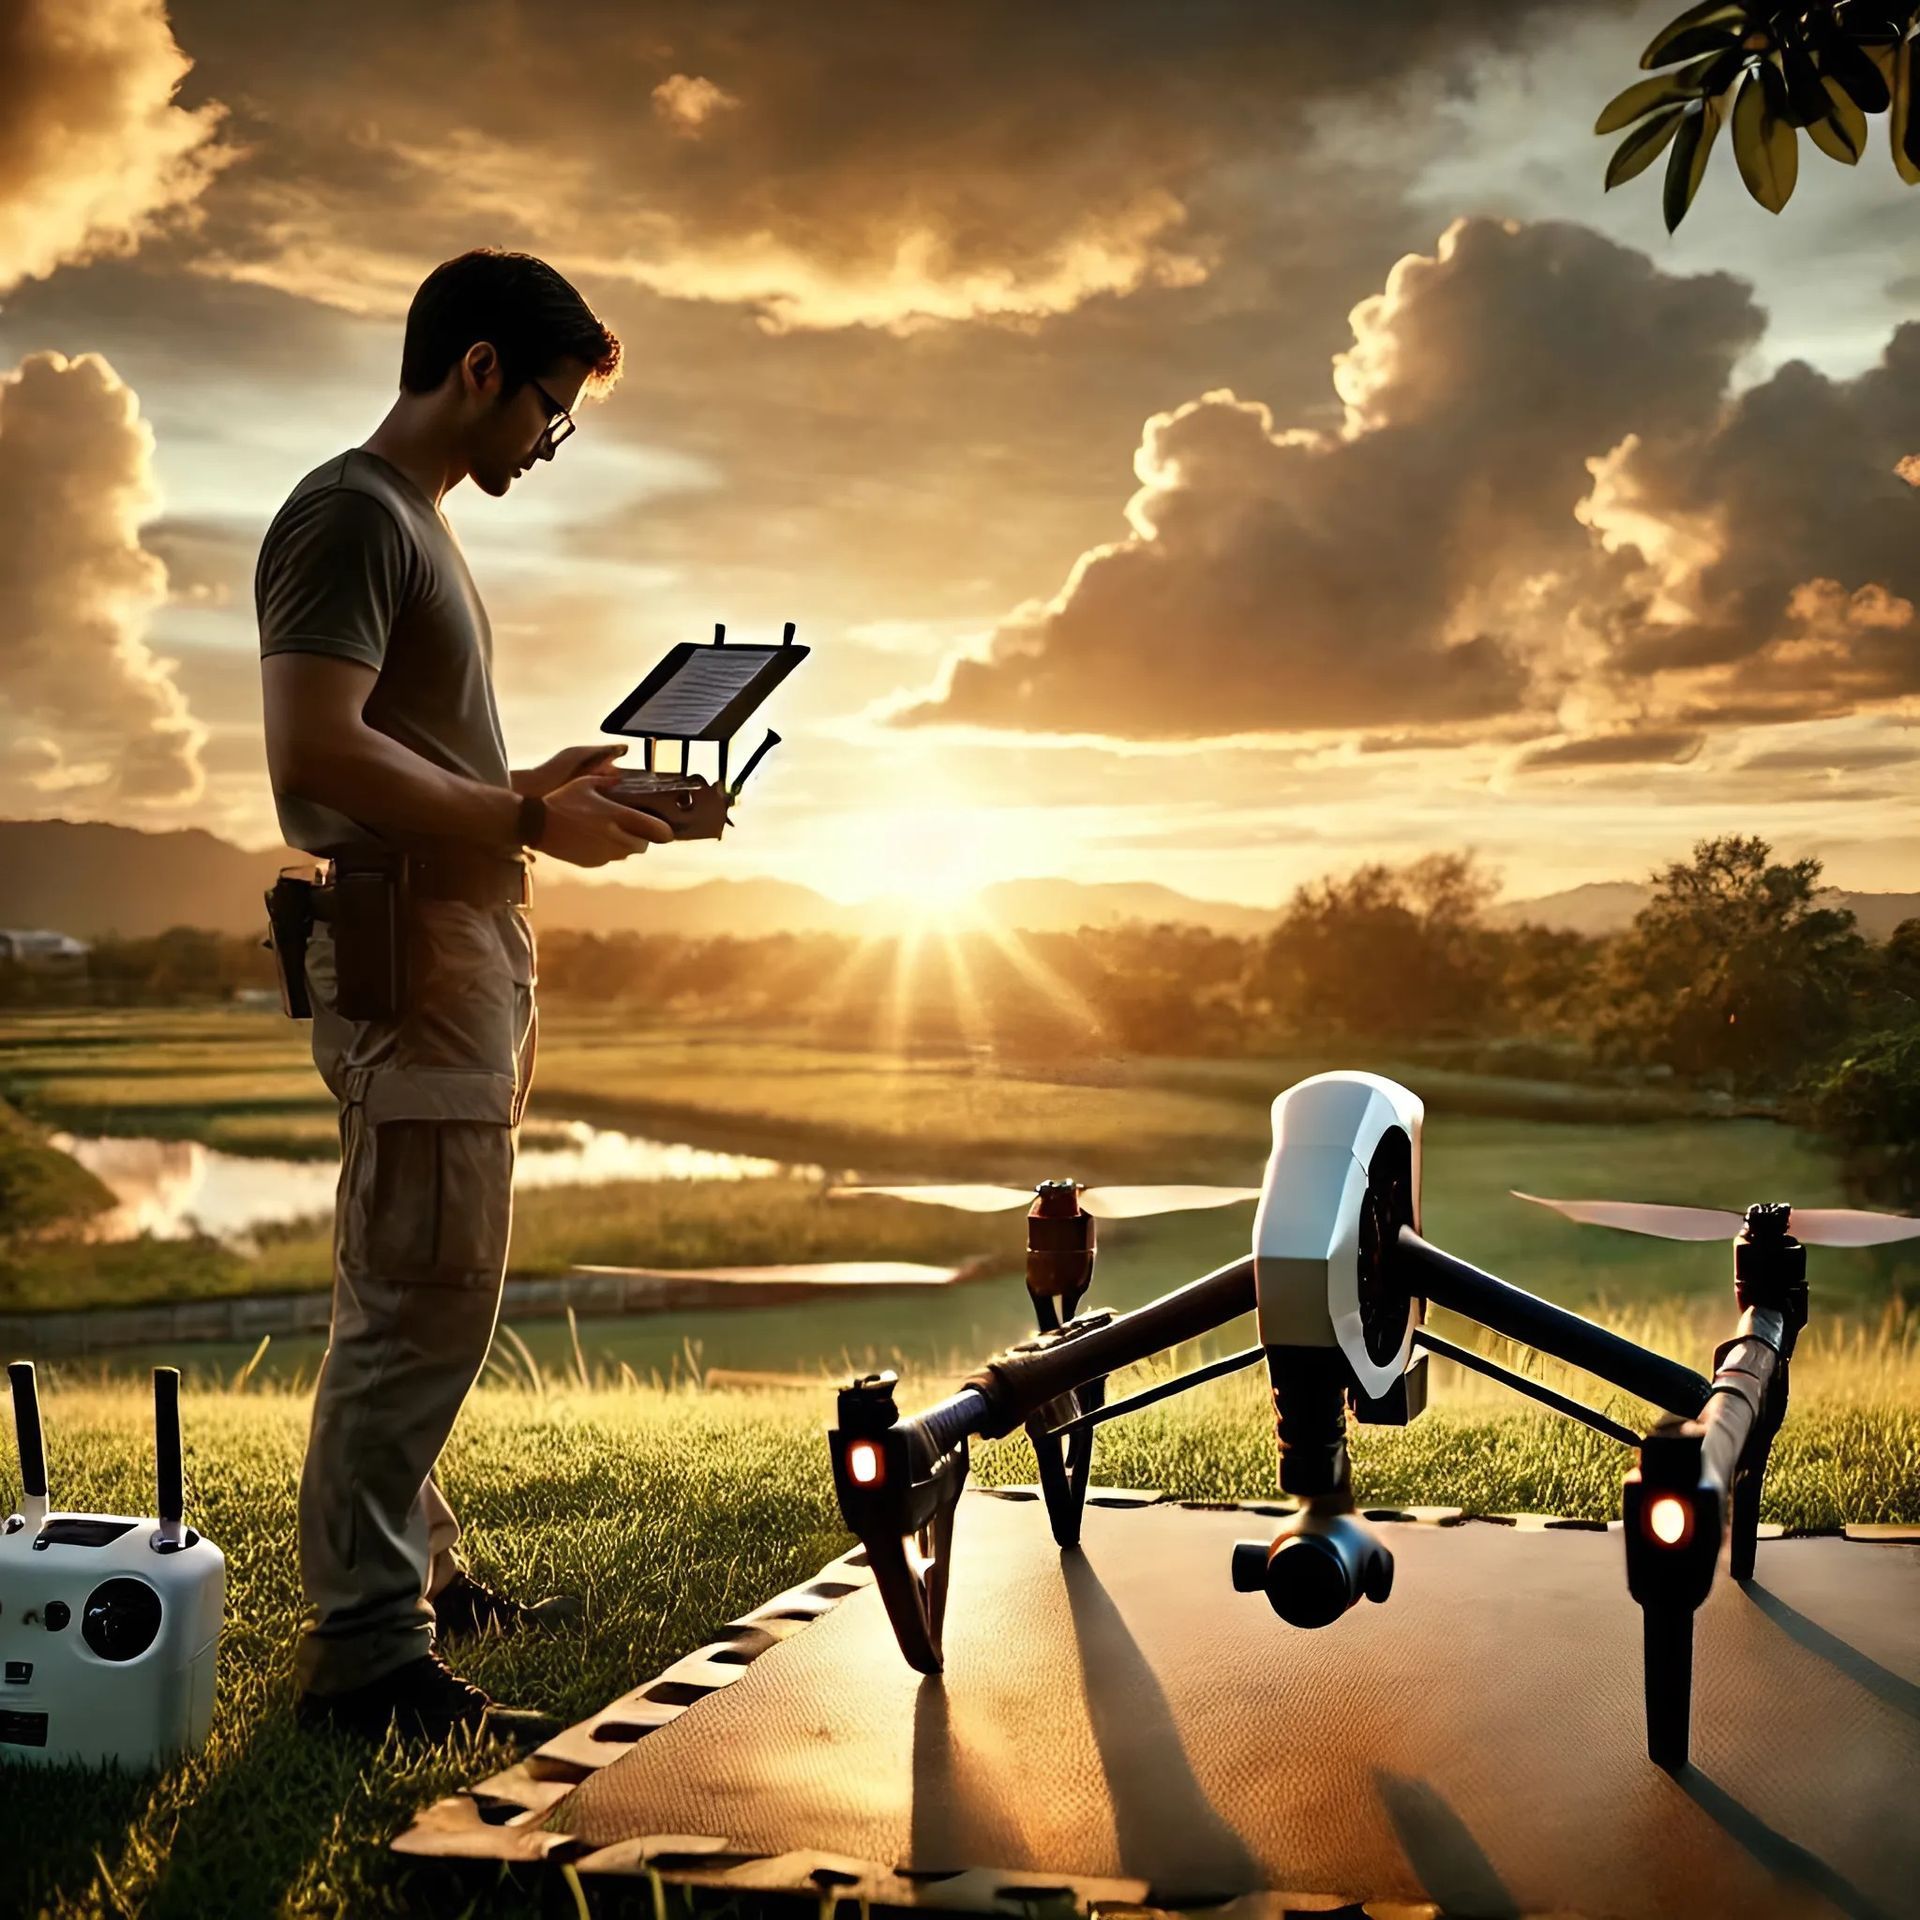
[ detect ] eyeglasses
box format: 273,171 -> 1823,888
529,377 -> 577,457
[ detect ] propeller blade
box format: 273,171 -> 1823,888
1078,1185 -> 1263,1219
1784,1208 -> 1920,1248
1511,1191 -> 1743,1241
827,1183 -> 1036,1212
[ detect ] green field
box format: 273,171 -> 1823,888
3,1351 -> 1916,1919
2,1010 -> 1913,1351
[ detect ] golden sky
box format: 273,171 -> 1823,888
2,0 -> 1918,908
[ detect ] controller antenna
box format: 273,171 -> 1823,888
8,1359 -> 49,1531
781,621 -> 796,645
154,1366 -> 185,1548
730,728 -> 781,796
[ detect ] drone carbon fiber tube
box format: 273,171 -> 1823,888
1396,1227 -> 1712,1420
942,1255 -> 1258,1442
1695,1307 -> 1784,1499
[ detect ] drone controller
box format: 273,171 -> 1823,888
1,1362 -> 224,1768
599,622 -> 808,840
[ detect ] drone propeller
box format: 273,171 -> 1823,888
828,1181 -> 1262,1220
1512,1191 -> 1920,1248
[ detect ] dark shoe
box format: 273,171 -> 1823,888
432,1568 -> 584,1640
295,1651 -> 561,1746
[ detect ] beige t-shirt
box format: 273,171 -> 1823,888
254,447 -> 511,859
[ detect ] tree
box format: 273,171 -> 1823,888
1599,2 -> 1920,230
1587,834 -> 1869,1086
1252,851 -> 1504,1042
1804,1012 -> 1920,1202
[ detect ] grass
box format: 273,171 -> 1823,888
0,1096 -> 114,1235
2,1333 -> 1917,1917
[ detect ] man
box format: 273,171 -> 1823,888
255,248 -> 673,1742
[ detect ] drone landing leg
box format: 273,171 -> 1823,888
1029,1379 -> 1104,1549
1642,1605 -> 1694,1770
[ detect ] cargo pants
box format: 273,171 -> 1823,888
294,892 -> 537,1694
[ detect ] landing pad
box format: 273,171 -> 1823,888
397,1490 -> 1920,1917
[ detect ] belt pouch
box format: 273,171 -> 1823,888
332,865 -> 409,1020
262,874 -> 316,1021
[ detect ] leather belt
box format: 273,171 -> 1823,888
324,852 -> 532,909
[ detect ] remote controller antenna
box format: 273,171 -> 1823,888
8,1359 -> 49,1531
154,1366 -> 185,1549
781,621 -> 796,645
730,728 -> 781,796
714,623 -> 726,644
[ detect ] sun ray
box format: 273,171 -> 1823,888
969,915 -> 1110,1040
937,923 -> 996,1057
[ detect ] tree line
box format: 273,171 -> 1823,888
4,835 -> 1913,1195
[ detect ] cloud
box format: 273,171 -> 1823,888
889,217 -> 1763,741
651,74 -> 741,137
0,0 -> 238,296
1514,730 -> 1705,769
1578,332 -> 1920,723
169,0 -> 1554,333
0,350 -> 206,809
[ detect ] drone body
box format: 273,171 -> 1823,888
828,1068 -> 1920,1766
1252,1069 -> 1423,1400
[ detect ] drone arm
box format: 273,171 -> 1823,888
1410,1329 -> 1639,1446
1397,1227 -> 1712,1420
960,1255 -> 1257,1438
1042,1342 -> 1267,1441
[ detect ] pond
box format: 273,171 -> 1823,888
51,1123 -> 828,1246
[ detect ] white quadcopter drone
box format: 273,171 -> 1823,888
825,1069 -> 1920,1769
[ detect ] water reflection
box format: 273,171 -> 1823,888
51,1123 -> 824,1246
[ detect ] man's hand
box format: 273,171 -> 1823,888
537,773 -> 676,867
513,743 -> 627,798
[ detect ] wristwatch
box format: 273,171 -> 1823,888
515,792 -> 547,850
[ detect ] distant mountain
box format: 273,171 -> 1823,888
0,820 -> 1280,940
972,877 -> 1276,936
1487,882 -> 1653,936
0,819 -> 305,938
1492,880 -> 1920,940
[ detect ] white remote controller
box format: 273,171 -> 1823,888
1,1362 -> 224,1768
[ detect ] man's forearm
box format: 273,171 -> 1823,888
286,725 -> 525,852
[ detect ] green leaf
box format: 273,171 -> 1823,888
1664,94 -> 1725,230
1894,35 -> 1920,183
1777,34 -> 1832,123
1808,73 -> 1868,161
1607,103 -> 1688,187
1595,54 -> 1722,132
1818,18 -> 1894,110
1647,21 -> 1748,69
1732,67 -> 1798,208
1641,1 -> 1749,70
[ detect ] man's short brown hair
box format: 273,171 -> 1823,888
400,248 -> 621,399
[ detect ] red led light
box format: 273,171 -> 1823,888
1647,1494 -> 1691,1546
848,1440 -> 883,1486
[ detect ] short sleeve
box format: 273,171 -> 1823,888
255,487 -> 413,670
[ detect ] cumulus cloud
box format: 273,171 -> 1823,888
1579,332 -> 1920,723
890,217 -> 1764,741
0,0 -> 238,296
0,351 -> 206,809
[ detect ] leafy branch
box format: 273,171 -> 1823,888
1598,1 -> 1920,228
